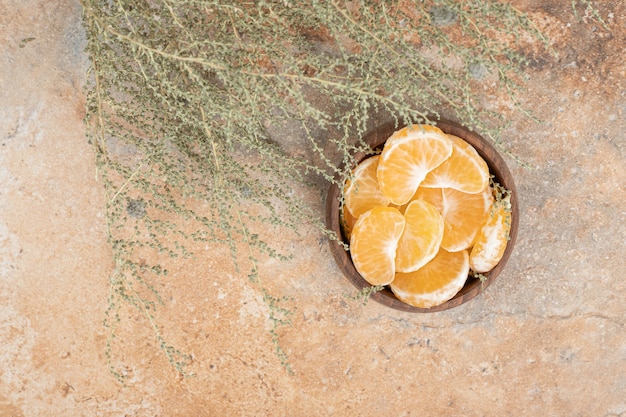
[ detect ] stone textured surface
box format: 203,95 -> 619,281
1,0 -> 625,415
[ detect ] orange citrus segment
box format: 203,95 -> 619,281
395,199 -> 444,273
344,155 -> 390,219
440,187 -> 493,252
391,249 -> 470,308
421,134 -> 489,194
377,124 -> 453,206
413,186 -> 444,212
397,186 -> 444,214
340,206 -> 358,240
350,207 -> 406,286
469,196 -> 511,273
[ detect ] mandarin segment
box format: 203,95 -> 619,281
395,199 -> 444,273
350,207 -> 406,286
413,186 -> 444,213
377,124 -> 453,206
469,195 -> 511,273
397,186 -> 444,214
340,206 -> 358,239
421,134 -> 490,194
440,187 -> 493,252
391,249 -> 470,308
344,155 -> 390,219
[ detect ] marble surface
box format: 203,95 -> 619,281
1,1 -> 624,415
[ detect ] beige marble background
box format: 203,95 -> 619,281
1,0 -> 625,415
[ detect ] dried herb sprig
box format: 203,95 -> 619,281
80,0 -> 568,378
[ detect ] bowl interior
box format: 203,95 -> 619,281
325,119 -> 519,312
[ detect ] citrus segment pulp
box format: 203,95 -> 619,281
395,199 -> 444,273
421,134 -> 490,194
391,249 -> 470,308
350,207 -> 406,286
344,155 -> 389,219
413,186 -> 444,213
440,187 -> 493,252
469,198 -> 511,273
377,124 -> 453,206
397,186 -> 444,214
340,206 -> 358,240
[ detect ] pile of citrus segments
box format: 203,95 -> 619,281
342,124 -> 511,308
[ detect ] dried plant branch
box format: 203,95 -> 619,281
79,0 -> 601,379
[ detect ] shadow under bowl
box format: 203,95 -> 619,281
325,119 -> 519,312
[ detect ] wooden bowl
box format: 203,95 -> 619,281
325,119 -> 519,312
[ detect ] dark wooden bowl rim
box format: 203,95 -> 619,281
325,119 -> 519,312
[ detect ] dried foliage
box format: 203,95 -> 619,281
80,0 -> 565,379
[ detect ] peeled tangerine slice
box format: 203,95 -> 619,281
342,155 -> 390,239
421,134 -> 490,194
396,186 -> 444,215
470,198 -> 512,273
413,186 -> 444,212
377,124 -> 453,206
350,207 -> 405,286
391,249 -> 470,308
440,187 -> 493,252
395,199 -> 444,273
344,155 -> 390,219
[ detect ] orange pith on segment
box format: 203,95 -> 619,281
377,125 -> 453,206
390,248 -> 470,308
421,134 -> 490,194
395,199 -> 444,273
469,195 -> 512,273
440,187 -> 493,252
397,186 -> 444,214
413,186 -> 444,212
344,155 -> 389,219
350,207 -> 405,286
